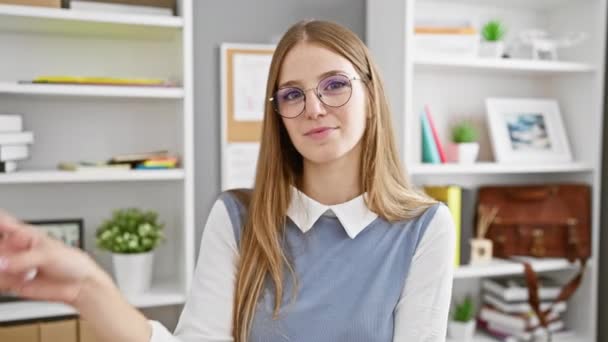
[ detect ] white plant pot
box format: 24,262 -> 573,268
479,41 -> 505,58
112,251 -> 154,294
448,320 -> 476,341
451,142 -> 479,164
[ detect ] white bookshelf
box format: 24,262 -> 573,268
0,282 -> 186,323
368,0 -> 605,340
0,0 -> 194,325
414,57 -> 596,74
409,161 -> 593,175
454,257 -> 586,279
0,82 -> 185,98
0,3 -> 183,38
0,169 -> 185,184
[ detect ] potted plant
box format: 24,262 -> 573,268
450,120 -> 480,163
449,296 -> 476,341
480,20 -> 506,58
96,208 -> 165,294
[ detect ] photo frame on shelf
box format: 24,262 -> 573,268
0,219 -> 84,303
486,98 -> 572,163
27,219 -> 84,249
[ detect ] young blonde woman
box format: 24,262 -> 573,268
0,20 -> 454,341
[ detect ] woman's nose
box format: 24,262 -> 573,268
303,89 -> 327,119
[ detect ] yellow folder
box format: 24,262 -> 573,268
424,185 -> 462,267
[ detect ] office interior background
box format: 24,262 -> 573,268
0,0 -> 607,341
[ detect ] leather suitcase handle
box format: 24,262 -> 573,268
506,187 -> 556,201
522,258 -> 587,329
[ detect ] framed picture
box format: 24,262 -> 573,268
27,219 -> 84,249
0,219 -> 84,302
486,98 -> 572,163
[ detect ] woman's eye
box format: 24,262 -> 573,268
282,90 -> 303,101
325,80 -> 347,91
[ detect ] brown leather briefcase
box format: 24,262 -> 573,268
476,184 -> 591,327
477,184 -> 591,261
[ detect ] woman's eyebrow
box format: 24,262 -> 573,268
277,69 -> 348,88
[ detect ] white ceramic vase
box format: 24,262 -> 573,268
448,320 -> 476,342
456,142 -> 480,163
479,41 -> 505,58
112,251 -> 154,294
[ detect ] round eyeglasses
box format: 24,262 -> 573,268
269,74 -> 362,119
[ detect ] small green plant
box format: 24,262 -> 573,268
482,20 -> 506,42
452,120 -> 479,143
453,296 -> 475,322
96,208 -> 165,254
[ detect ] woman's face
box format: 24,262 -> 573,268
276,42 -> 368,165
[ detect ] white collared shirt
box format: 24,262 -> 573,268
149,188 -> 455,341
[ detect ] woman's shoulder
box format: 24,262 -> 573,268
418,202 -> 456,249
218,188 -> 252,209
214,189 -> 252,245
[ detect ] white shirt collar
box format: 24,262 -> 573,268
286,186 -> 378,239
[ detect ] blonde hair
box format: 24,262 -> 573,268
232,20 -> 436,341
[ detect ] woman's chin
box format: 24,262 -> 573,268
301,148 -> 348,165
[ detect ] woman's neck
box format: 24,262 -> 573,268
301,143 -> 362,205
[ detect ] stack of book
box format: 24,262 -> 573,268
58,150 -> 178,172
477,277 -> 570,341
421,105 -> 447,164
109,150 -> 178,170
0,114 -> 34,174
414,17 -> 479,58
69,0 -> 176,16
20,76 -> 178,88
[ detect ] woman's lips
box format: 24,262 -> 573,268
304,126 -> 337,140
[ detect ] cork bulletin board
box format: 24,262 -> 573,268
220,43 -> 275,190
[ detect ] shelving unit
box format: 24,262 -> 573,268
367,0 -> 605,341
409,161 -> 593,175
0,0 -> 194,326
0,169 -> 185,184
414,56 -> 596,74
0,82 -> 185,98
0,282 -> 186,323
454,257 -> 587,279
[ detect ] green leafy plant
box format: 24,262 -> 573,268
452,120 -> 479,143
96,208 -> 165,254
482,20 -> 506,42
452,296 -> 475,322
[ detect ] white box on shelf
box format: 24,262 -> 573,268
414,33 -> 480,59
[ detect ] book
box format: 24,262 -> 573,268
482,277 -> 562,302
70,1 -> 174,16
141,157 -> 178,168
424,105 -> 447,163
0,144 -> 29,162
415,27 -> 477,35
0,132 -> 34,145
460,187 -> 476,265
0,114 -> 23,133
476,318 -> 525,342
109,150 -> 169,163
134,164 -> 171,170
0,0 -> 61,8
58,162 -> 131,172
421,111 -> 440,164
23,76 -> 176,87
424,185 -> 461,266
479,305 -> 561,332
0,161 -> 17,173
478,318 -> 571,342
82,0 -> 175,8
483,293 -> 567,314
477,317 -> 565,342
